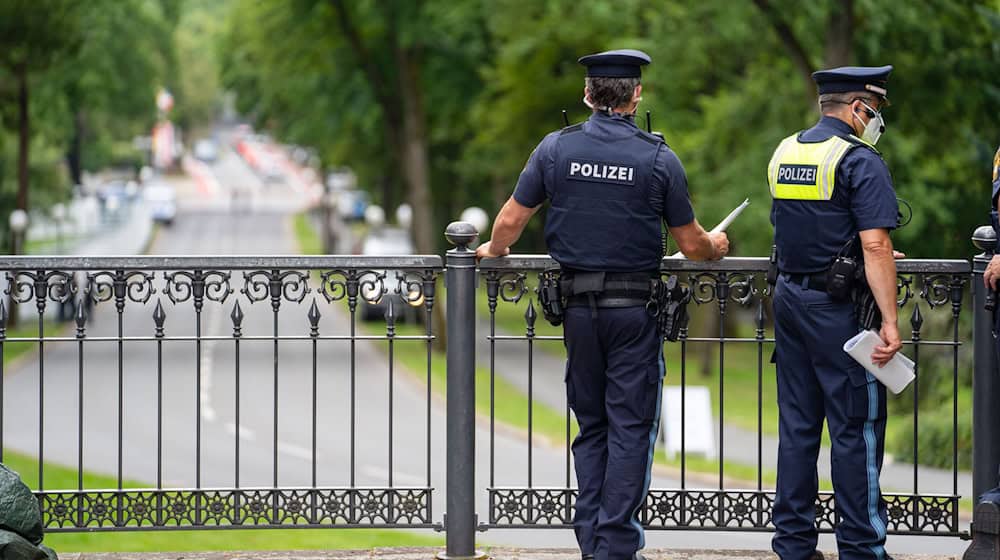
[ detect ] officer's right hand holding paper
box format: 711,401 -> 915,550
842,330 -> 915,394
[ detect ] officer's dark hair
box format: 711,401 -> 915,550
818,91 -> 880,114
585,76 -> 641,111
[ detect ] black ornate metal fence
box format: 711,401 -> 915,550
2,223 -> 999,560
477,255 -> 969,537
0,256 -> 441,531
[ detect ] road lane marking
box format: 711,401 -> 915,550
224,422 -> 255,441
200,302 -> 224,422
361,465 -> 426,486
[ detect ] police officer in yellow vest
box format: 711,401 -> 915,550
768,66 -> 903,560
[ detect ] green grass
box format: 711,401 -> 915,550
3,321 -> 61,367
3,449 -> 442,553
293,212 -> 324,256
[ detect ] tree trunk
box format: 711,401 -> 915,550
751,0 -> 816,107
16,63 -> 29,213
395,46 -> 434,256
824,0 -> 854,68
491,174 -> 508,216
67,109 -> 84,187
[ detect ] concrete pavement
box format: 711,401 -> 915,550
57,548 -> 960,560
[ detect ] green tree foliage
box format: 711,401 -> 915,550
223,1 -> 998,257
220,0 -> 491,252
0,0 -> 177,250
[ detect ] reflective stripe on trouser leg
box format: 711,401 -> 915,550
862,375 -> 888,559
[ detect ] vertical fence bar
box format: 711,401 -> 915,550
0,301 -> 5,465
971,227 -> 1000,502
153,299 -> 165,527
716,273 -> 729,526
526,301 -> 535,492
309,298 -> 320,523
232,301 -> 243,525
440,222 -> 483,560
487,276 -> 497,491
36,273 -> 45,491
425,274 -> 436,521
386,297 -> 396,519
76,299 -> 86,527
910,303 -> 922,531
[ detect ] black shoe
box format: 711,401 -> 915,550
581,555 -> 594,560
809,552 -> 823,560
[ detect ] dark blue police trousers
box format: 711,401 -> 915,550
772,276 -> 889,560
564,305 -> 663,560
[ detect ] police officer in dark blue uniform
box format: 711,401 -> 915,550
768,66 -> 904,560
477,49 -> 728,560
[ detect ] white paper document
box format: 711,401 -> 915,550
842,329 -> 915,395
668,198 -> 749,258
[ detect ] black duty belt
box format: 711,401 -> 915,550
783,272 -> 828,292
566,293 -> 649,308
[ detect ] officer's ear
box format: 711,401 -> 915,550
852,98 -> 875,120
633,84 -> 643,102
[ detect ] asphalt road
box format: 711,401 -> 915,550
0,139 -> 967,556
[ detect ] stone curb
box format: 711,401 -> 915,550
57,547 -> 960,560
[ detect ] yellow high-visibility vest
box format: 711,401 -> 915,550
767,133 -> 873,200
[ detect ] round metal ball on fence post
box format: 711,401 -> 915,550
439,221 -> 486,560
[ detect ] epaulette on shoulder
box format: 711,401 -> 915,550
841,134 -> 880,155
635,129 -> 666,147
559,123 -> 584,135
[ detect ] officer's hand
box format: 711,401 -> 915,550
708,232 -> 729,260
872,321 -> 902,367
475,241 -> 510,261
893,250 -> 906,259
984,254 -> 1000,291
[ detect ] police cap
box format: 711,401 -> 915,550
811,65 -> 893,99
577,49 -> 651,78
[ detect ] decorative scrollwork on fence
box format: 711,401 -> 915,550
481,271 -> 528,310
688,272 -> 756,308
3,270 -> 78,313
897,275 -> 915,307
356,271 -> 387,305
919,274 -> 953,308
241,270 -> 310,310
163,270 -> 233,309
392,269 -> 437,310
319,270 -> 386,310
87,270 -> 155,309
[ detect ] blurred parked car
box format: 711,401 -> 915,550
194,138 -> 219,162
358,227 -> 422,323
144,183 -> 177,226
336,189 -> 370,221
96,181 -> 131,223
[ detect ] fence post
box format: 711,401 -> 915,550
440,221 -> 484,560
965,225 -> 1000,559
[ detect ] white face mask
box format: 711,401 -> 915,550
854,101 -> 886,145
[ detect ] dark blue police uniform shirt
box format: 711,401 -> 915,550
512,112 -> 695,228
770,115 -> 898,273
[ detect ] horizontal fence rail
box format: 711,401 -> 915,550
477,255 -> 971,537
0,255 -> 442,531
